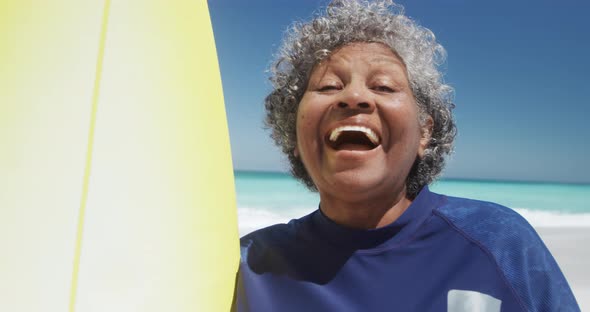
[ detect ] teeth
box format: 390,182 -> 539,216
329,125 -> 379,145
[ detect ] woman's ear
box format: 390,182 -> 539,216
418,116 -> 433,158
293,146 -> 299,158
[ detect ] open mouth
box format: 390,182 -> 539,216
326,125 -> 380,151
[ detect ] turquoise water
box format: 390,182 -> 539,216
430,179 -> 589,213
235,171 -> 319,209
234,170 -> 590,234
235,170 -> 589,212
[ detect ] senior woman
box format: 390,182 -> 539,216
235,1 -> 579,311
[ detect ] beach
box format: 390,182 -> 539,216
537,227 -> 590,309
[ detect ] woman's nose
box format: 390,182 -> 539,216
335,84 -> 374,112
336,101 -> 372,109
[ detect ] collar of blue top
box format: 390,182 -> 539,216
307,186 -> 440,250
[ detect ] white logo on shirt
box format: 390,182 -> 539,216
448,289 -> 502,312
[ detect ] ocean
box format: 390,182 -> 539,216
234,170 -> 590,236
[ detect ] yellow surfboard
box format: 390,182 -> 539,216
0,1 -> 239,311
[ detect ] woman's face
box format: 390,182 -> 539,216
295,42 -> 431,201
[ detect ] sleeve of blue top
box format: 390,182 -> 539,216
436,196 -> 580,311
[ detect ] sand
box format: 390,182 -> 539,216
536,227 -> 590,310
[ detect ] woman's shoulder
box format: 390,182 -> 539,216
431,193 -> 579,311
433,193 -> 534,237
240,222 -> 297,248
238,211 -> 325,279
239,211 -> 315,255
431,194 -> 546,264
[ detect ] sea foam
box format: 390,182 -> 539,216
514,208 -> 590,228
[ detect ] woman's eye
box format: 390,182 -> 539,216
317,85 -> 340,92
373,85 -> 395,93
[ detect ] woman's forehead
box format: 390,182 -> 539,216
320,43 -> 404,67
311,43 -> 408,77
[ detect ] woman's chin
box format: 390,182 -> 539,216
317,170 -> 406,202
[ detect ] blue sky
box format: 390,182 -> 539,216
209,0 -> 590,183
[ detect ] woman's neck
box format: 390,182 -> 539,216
318,188 -> 413,229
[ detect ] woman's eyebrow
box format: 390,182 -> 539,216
370,66 -> 406,79
368,56 -> 406,69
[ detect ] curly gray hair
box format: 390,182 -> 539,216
264,0 -> 456,198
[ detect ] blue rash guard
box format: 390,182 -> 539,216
236,187 -> 580,312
